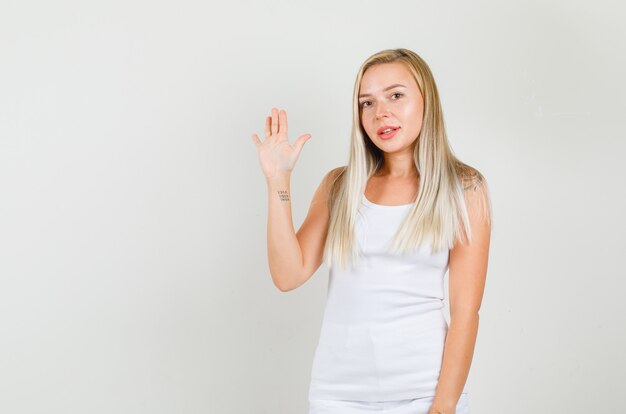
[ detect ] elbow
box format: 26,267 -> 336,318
275,281 -> 292,292
273,275 -> 299,292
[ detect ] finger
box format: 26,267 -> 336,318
251,133 -> 262,148
264,116 -> 271,137
271,107 -> 278,136
279,109 -> 288,135
293,133 -> 312,154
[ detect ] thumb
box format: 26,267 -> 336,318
293,133 -> 312,154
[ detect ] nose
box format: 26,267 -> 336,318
375,103 -> 390,120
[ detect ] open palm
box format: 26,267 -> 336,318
251,108 -> 312,181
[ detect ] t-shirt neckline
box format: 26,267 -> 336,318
362,194 -> 414,208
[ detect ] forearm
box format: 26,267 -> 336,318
266,175 -> 303,291
430,312 -> 479,413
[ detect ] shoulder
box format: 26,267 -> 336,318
455,162 -> 487,192
329,165 -> 347,179
455,162 -> 492,225
324,165 -> 347,188
321,166 -> 347,206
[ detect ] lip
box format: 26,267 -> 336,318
377,125 -> 400,135
379,128 -> 399,140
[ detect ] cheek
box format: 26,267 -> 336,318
403,104 -> 423,127
360,115 -> 372,131
403,102 -> 420,116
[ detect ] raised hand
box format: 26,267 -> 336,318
251,108 -> 312,182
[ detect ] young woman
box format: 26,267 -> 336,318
252,48 -> 492,414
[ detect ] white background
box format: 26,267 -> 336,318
1,0 -> 624,412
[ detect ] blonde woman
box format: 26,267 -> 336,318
252,48 -> 492,414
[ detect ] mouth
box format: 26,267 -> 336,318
377,125 -> 400,135
377,125 -> 400,139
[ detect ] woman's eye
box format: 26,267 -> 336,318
360,94 -> 401,108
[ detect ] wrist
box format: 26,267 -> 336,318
266,175 -> 290,187
266,172 -> 290,183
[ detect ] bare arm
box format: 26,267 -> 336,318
429,176 -> 492,414
267,167 -> 342,292
252,107 -> 342,292
252,107 -> 312,291
266,173 -> 302,291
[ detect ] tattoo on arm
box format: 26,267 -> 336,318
464,175 -> 484,192
461,167 -> 484,192
278,190 -> 290,201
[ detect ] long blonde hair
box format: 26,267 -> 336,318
323,48 -> 492,271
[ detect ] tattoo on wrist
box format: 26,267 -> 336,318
278,190 -> 289,201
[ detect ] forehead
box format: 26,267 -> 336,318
359,62 -> 417,94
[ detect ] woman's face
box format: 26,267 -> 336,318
358,62 -> 424,152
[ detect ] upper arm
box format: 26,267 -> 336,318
448,174 -> 492,320
294,167 -> 344,288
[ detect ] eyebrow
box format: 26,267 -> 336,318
359,83 -> 407,99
